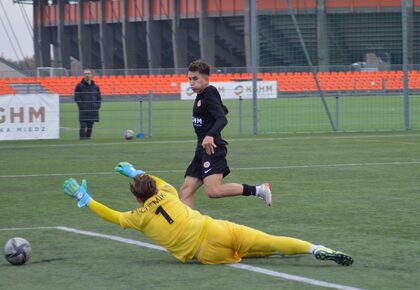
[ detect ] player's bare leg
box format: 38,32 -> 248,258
203,175 -> 272,206
180,176 -> 203,208
203,174 -> 245,198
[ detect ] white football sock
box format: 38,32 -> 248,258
255,185 -> 263,196
309,244 -> 325,253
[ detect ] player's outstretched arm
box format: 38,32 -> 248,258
63,178 -> 92,208
88,200 -> 121,225
63,178 -> 121,225
114,162 -> 144,179
115,162 -> 177,196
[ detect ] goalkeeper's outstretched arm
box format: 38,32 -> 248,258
87,199 -> 121,225
63,177 -> 121,225
114,162 -> 177,196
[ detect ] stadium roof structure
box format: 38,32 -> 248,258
25,0 -> 417,71
0,57 -> 27,78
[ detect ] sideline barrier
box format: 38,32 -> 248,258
0,94 -> 60,141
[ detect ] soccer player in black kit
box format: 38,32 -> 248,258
179,60 -> 272,209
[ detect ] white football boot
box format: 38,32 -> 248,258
256,182 -> 272,206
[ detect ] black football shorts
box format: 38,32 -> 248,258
184,145 -> 230,180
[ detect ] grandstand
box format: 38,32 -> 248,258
14,0 -> 418,71
0,70 -> 419,97
1,1 -> 418,97
3,1 -> 416,96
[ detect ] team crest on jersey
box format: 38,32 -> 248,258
203,161 -> 211,168
197,100 -> 201,107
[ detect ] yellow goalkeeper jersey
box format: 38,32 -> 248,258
118,175 -> 211,262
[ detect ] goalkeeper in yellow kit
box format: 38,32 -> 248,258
63,162 -> 353,266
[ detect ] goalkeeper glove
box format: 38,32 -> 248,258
63,178 -> 92,208
114,162 -> 144,179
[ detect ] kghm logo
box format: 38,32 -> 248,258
186,87 -> 195,96
234,85 -> 244,95
192,116 -> 202,126
0,106 -> 46,124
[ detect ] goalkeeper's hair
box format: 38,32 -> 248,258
130,174 -> 157,203
188,59 -> 210,76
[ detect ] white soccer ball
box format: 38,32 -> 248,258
124,129 -> 135,140
4,237 -> 32,265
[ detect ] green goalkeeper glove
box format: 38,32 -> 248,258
114,162 -> 144,179
63,178 -> 92,208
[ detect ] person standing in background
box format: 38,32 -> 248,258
74,69 -> 102,140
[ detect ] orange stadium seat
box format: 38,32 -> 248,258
11,70 -> 419,97
0,81 -> 16,94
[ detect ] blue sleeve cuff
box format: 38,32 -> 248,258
77,193 -> 92,208
129,170 -> 145,179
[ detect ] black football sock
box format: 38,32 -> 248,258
242,184 -> 257,196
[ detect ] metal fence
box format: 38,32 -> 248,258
59,90 -> 420,141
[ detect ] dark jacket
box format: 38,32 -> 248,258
75,79 -> 102,122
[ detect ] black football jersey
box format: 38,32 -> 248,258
192,85 -> 229,144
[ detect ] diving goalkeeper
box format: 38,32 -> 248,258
63,162 -> 353,266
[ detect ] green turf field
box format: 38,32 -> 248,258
1,131 -> 419,289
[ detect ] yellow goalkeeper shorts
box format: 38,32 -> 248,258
195,219 -> 270,264
195,219 -> 312,264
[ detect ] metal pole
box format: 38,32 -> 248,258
148,90 -> 153,137
250,0 -> 258,135
402,0 -> 410,130
239,96 -> 243,135
139,98 -> 143,134
382,77 -> 386,93
335,96 -> 339,131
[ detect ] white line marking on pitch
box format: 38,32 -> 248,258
1,160 -> 419,178
0,226 -> 364,290
56,226 -> 165,251
0,226 -> 58,231
0,132 -> 418,150
229,263 -> 363,290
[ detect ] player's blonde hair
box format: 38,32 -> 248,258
129,174 -> 157,202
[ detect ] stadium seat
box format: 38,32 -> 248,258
0,80 -> 16,94
6,70 -> 418,97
